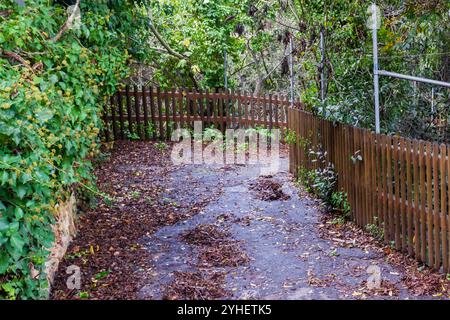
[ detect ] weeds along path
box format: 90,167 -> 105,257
52,141 -> 441,300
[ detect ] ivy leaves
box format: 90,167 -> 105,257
0,0 -> 134,299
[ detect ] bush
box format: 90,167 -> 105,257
283,128 -> 297,145
297,145 -> 351,218
308,145 -> 336,204
0,0 -> 149,299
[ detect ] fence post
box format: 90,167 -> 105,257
371,3 -> 381,134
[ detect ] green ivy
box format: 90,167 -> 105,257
0,0 -> 149,299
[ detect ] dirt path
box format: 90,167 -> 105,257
52,141 -> 446,300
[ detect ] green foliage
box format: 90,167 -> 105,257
93,269 -> 111,281
130,191 -> 141,199
0,0 -> 148,299
155,141 -> 167,151
147,0 -> 448,142
307,145 -> 337,205
366,219 -> 385,241
145,122 -> 155,138
147,0 -> 249,88
297,166 -> 314,193
330,191 -> 351,217
293,0 -> 449,142
297,145 -> 350,217
298,135 -> 311,151
284,128 -> 297,145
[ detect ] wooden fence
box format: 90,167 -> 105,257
288,107 -> 450,273
103,86 -> 298,142
103,86 -> 450,273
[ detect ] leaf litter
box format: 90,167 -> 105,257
318,210 -> 450,299
51,141 -> 217,300
249,176 -> 290,201
162,223 -> 250,299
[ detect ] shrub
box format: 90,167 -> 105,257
0,1 -> 149,299
284,128 -> 297,145
365,218 -> 384,240
297,145 -> 351,218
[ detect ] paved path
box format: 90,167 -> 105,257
138,152 -> 431,300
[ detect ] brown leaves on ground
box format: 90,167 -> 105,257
318,211 -> 450,298
307,271 -> 337,288
161,223 -> 250,300
163,271 -> 228,300
249,176 -> 290,201
318,214 -> 378,251
182,223 -> 250,268
387,251 -> 450,297
181,224 -> 230,246
51,141 -> 213,300
356,280 -> 400,297
197,242 -> 250,268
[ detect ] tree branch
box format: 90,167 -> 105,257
147,19 -> 200,88
51,0 -> 81,43
0,10 -> 12,18
148,20 -> 186,60
1,49 -> 29,66
0,49 -> 42,74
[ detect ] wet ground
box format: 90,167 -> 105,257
137,151 -> 431,300
52,141 -> 445,300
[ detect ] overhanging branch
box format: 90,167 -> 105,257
51,0 -> 81,43
148,20 -> 186,60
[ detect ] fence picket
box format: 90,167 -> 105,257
156,87 -> 163,139
425,142 -> 434,267
447,145 -> 450,272
118,91 -> 125,140
433,143 -> 440,269
149,87 -> 156,140
111,95 -> 118,141
106,89 -> 450,274
441,144 -> 449,273
125,85 -> 133,136
413,139 -> 420,258
143,86 -> 149,140
399,137 -> 407,251
393,137 -> 401,249
405,139 -> 413,255
419,141 -> 427,262
178,88 -> 184,129
164,88 -> 170,140
172,88 -> 177,131
381,134 -> 388,241
134,85 -> 142,140
103,98 -> 110,142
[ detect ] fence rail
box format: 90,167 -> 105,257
103,87 -> 450,273
103,86 -> 298,142
288,108 -> 450,273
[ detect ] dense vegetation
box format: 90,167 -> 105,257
144,0 -> 449,142
0,0 -> 149,299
